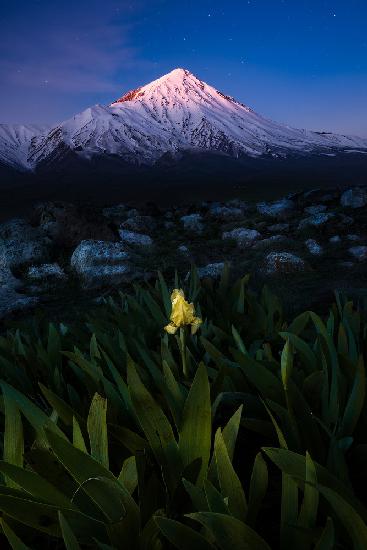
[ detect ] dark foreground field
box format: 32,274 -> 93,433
1,152 -> 366,222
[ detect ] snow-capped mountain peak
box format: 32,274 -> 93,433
1,68 -> 367,172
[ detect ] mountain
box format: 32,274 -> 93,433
1,68 -> 367,173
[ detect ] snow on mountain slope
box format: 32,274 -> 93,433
0,124 -> 47,170
3,68 -> 367,171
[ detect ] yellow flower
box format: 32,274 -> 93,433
164,289 -> 202,335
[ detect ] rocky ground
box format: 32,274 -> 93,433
1,185 -> 367,323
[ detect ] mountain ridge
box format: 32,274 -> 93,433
1,68 -> 367,173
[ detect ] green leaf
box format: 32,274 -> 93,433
183,479 -> 209,512
187,512 -> 271,550
298,452 -> 319,530
204,480 -> 229,514
158,271 -> 172,318
262,447 -> 367,522
0,517 -> 30,549
214,429 -> 247,521
59,511 -> 81,550
73,416 -> 88,453
179,363 -> 211,486
0,493 -> 105,539
155,517 -> 215,550
339,355 -> 365,437
87,393 -> 109,469
281,339 -> 293,390
318,485 -> 367,548
314,518 -> 335,550
118,456 -> 138,495
127,361 -> 181,493
0,461 -> 75,509
3,393 -> 24,487
247,452 -> 268,528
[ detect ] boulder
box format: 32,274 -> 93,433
253,235 -> 287,249
197,262 -> 225,279
257,199 -> 295,219
305,239 -> 323,255
267,223 -> 289,233
118,230 -> 152,247
208,205 -> 243,220
35,202 -> 115,247
341,187 -> 367,209
0,267 -> 38,318
26,263 -> 67,284
222,227 -> 261,247
121,215 -> 157,232
298,213 -> 334,230
0,218 -> 50,270
349,246 -> 367,261
304,205 -> 327,215
71,240 -> 130,289
329,235 -> 341,244
264,252 -> 308,274
180,214 -> 204,233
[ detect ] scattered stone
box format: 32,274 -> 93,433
208,205 -> 243,220
339,261 -> 354,268
119,230 -> 152,247
35,202 -> 115,247
329,236 -> 341,244
347,234 -> 361,241
222,227 -> 261,247
197,262 -> 225,279
121,215 -> 157,233
178,245 -> 190,255
253,235 -> 287,249
102,204 -> 126,223
304,205 -> 327,215
339,214 -> 354,226
264,252 -> 308,274
349,246 -> 367,261
0,267 -> 38,318
71,240 -> 131,288
267,223 -> 289,232
26,263 -> 67,283
298,213 -> 334,229
305,239 -> 323,255
180,214 -> 204,232
257,199 -> 295,219
0,218 -> 50,270
341,187 -> 367,209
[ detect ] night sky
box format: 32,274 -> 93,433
0,0 -> 366,136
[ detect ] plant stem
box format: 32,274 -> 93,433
180,327 -> 188,379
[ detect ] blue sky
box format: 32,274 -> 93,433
0,0 -> 366,136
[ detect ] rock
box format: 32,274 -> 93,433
329,235 -> 341,244
102,204 -> 126,223
180,214 -> 204,232
0,218 -> 51,270
253,235 -> 287,249
26,263 -> 67,283
118,230 -> 152,247
349,246 -> 367,261
0,267 -> 38,318
305,239 -> 323,255
267,223 -> 289,232
341,187 -> 367,209
339,214 -> 354,226
298,213 -> 334,229
121,215 -> 157,232
164,221 -> 175,230
264,252 -> 308,274
197,262 -> 225,279
208,205 -> 243,220
35,202 -> 115,247
222,227 -> 261,247
347,234 -> 361,241
257,199 -> 295,219
71,240 -> 131,289
178,245 -> 190,255
304,205 -> 327,215
227,199 -> 248,209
